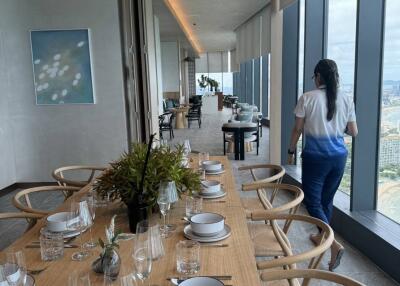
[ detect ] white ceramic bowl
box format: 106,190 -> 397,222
201,180 -> 221,195
190,212 -> 225,237
202,160 -> 222,171
179,277 -> 224,286
46,212 -> 78,232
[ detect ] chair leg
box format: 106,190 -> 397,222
223,134 -> 226,155
160,130 -> 163,139
198,118 -> 201,128
171,127 -> 174,138
169,128 -> 172,140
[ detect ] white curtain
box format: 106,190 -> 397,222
195,53 -> 208,73
195,52 -> 229,73
261,5 -> 271,55
235,4 -> 271,63
230,49 -> 239,72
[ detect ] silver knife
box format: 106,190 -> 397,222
25,244 -> 78,249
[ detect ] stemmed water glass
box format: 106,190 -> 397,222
132,223 -> 152,285
68,271 -> 91,286
164,181 -> 179,232
3,250 -> 27,286
157,185 -> 170,238
83,195 -> 97,249
67,200 -> 92,261
183,140 -> 191,157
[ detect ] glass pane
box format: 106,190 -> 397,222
296,0 -> 305,165
208,72 -> 222,92
222,72 -> 233,95
326,0 -> 357,195
378,0 -> 400,223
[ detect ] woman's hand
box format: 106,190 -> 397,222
287,153 -> 295,165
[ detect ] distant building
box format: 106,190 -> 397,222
379,135 -> 400,167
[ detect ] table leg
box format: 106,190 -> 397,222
240,131 -> 245,160
234,131 -> 240,160
175,112 -> 184,129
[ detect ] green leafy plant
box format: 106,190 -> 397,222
197,75 -> 219,91
93,143 -> 201,207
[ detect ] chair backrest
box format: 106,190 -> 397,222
13,186 -> 81,215
251,213 -> 334,279
52,165 -> 106,188
261,269 -> 365,286
0,212 -> 44,232
243,182 -> 304,232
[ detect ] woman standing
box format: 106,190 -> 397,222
288,59 -> 358,270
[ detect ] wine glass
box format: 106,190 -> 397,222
67,201 -> 91,261
132,229 -> 152,285
120,273 -> 139,286
68,271 -> 91,286
136,220 -> 164,261
83,195 -> 97,249
164,181 -> 178,232
183,140 -> 191,156
4,250 -> 27,286
157,184 -> 170,238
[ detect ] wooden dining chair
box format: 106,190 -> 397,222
13,186 -> 81,215
260,269 -> 366,286
0,212 -> 44,232
242,183 -> 304,257
250,212 -> 334,286
52,165 -> 106,190
238,164 -> 286,213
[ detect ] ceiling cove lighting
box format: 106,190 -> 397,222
163,0 -> 203,54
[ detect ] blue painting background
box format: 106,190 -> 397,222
31,29 -> 94,104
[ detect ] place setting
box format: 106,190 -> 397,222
198,180 -> 226,200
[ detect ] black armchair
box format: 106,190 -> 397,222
186,104 -> 202,128
159,112 -> 174,139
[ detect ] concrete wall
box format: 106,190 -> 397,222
161,41 -> 180,92
0,0 -> 127,188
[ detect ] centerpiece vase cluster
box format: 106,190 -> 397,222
93,134 -> 201,233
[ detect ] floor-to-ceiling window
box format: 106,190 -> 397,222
326,0 -> 357,195
222,72 -> 233,95
378,0 -> 400,223
296,0 -> 305,165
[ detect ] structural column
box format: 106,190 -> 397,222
351,0 -> 385,211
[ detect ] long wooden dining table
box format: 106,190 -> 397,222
2,156 -> 262,285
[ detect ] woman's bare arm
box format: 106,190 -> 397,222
345,121 -> 358,137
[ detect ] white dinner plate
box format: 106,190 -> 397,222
178,277 -> 224,286
41,226 -> 85,239
183,224 -> 231,242
198,188 -> 226,199
205,167 -> 225,175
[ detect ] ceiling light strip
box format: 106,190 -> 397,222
163,0 -> 203,54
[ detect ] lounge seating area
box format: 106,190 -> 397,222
0,0 -> 399,285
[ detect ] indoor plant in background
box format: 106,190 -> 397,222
93,135 -> 201,232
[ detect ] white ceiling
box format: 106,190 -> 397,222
153,0 -> 269,53
175,0 -> 269,52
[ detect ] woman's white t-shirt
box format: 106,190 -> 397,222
294,87 -> 356,157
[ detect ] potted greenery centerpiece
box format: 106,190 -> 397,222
93,135 -> 201,232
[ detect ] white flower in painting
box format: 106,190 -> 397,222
36,85 -> 42,92
58,70 -> 64,77
53,61 -> 60,67
75,73 -> 81,80
77,41 -> 85,47
34,59 -> 41,65
38,73 -> 45,80
52,93 -> 58,101
61,89 -> 68,97
53,54 -> 61,61
62,65 -> 69,71
42,64 -> 49,71
72,79 -> 79,86
42,82 -> 49,89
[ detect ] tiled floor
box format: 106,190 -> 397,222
0,107 -> 398,285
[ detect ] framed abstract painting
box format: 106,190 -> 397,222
30,29 -> 95,105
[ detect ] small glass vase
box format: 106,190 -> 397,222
92,247 -> 121,281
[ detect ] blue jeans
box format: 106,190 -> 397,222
301,153 -> 347,224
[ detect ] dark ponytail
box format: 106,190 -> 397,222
314,59 -> 339,121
